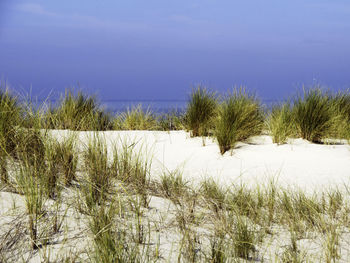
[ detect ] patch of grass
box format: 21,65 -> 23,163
324,223 -> 340,263
111,139 -> 151,206
328,90 -> 350,139
158,109 -> 185,131
232,215 -> 256,259
82,135 -> 111,207
185,86 -> 218,137
113,105 -> 157,130
15,157 -> 47,249
215,88 -> 264,154
47,89 -> 112,131
159,169 -> 189,204
200,178 -> 227,213
268,102 -> 295,144
0,87 -> 22,183
43,137 -> 61,199
56,133 -> 78,186
293,87 -> 333,142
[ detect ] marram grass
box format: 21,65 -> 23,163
268,102 -> 295,144
185,85 -> 218,137
46,89 -> 112,131
215,88 -> 264,154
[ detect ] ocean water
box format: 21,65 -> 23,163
100,99 -> 278,114
101,100 -> 188,115
33,98 -> 278,115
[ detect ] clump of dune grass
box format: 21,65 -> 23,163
0,87 -> 22,183
47,89 -> 112,131
268,102 -> 295,144
43,137 -> 61,199
56,133 -> 78,186
15,156 -> 47,249
82,135 -> 111,207
200,178 -> 227,213
89,202 -> 139,263
185,86 -> 218,137
159,169 -> 189,203
113,105 -> 157,130
158,109 -> 185,131
292,87 -> 334,143
328,90 -> 350,139
215,88 -> 264,154
111,140 -> 151,206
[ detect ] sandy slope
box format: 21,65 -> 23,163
51,130 -> 350,191
2,130 -> 350,262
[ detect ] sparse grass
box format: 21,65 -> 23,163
159,169 -> 189,204
158,109 -> 185,131
185,86 -> 218,137
111,139 -> 151,206
200,178 -> 227,213
215,88 -> 264,154
15,157 -> 47,249
82,135 -> 111,207
56,133 -> 78,186
268,102 -> 295,144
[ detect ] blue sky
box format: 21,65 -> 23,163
0,0 -> 350,100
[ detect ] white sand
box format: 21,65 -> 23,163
2,130 -> 350,262
52,130 -> 350,191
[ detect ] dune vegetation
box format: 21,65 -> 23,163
1,84 -> 350,261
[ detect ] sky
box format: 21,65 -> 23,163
0,0 -> 350,101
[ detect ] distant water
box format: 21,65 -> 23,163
32,99 -> 278,115
101,100 -> 188,115
101,99 -> 279,114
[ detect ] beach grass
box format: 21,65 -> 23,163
215,87 -> 264,154
2,85 -> 350,261
185,86 -> 218,137
46,89 -> 112,131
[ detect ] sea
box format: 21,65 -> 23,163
32,99 -> 278,116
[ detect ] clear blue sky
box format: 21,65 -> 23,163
1,0 -> 350,100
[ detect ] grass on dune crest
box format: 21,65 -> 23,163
185,85 -> 218,137
113,105 -> 157,130
268,102 -> 295,144
215,88 -> 264,154
46,89 -> 112,131
292,87 -> 334,143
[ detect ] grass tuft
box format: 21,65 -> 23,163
185,86 -> 218,137
47,89 -> 112,131
268,102 -> 295,144
293,87 -> 333,142
215,87 -> 264,154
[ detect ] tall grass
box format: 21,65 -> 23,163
215,88 -> 264,154
56,133 -> 78,186
82,135 -> 111,207
328,90 -> 350,139
111,140 -> 151,206
293,88 -> 333,143
47,89 -> 112,131
185,86 -> 218,137
0,87 -> 22,183
268,102 -> 295,144
15,154 -> 47,249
